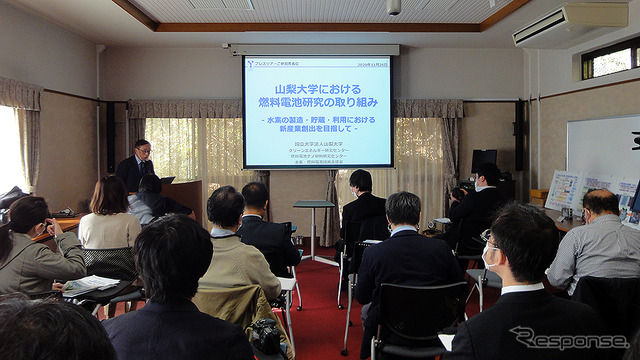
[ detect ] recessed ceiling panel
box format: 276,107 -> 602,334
130,0 -> 516,24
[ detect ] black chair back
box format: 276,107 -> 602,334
359,214 -> 390,242
343,220 -> 362,257
572,276 -> 640,339
352,241 -> 377,275
378,282 -> 467,342
83,247 -> 138,281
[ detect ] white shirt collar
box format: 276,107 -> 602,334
242,214 -> 262,219
390,225 -> 418,237
475,185 -> 496,192
135,153 -> 144,164
501,282 -> 544,295
210,228 -> 235,237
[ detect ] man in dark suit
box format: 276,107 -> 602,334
102,214 -> 254,360
236,182 -> 300,278
335,169 -> 387,267
115,139 -> 155,193
448,162 -> 508,268
355,191 -> 464,359
447,203 -> 606,360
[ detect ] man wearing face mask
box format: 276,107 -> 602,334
448,162 -> 507,269
547,189 -> 640,296
447,203 -> 605,360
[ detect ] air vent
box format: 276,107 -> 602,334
421,0 -> 460,11
188,0 -> 254,10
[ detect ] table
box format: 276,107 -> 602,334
32,214 -> 84,252
293,200 -> 337,266
541,208 -> 584,233
278,277 -> 297,354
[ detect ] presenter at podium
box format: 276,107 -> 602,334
116,139 -> 155,193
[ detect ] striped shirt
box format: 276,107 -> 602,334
547,214 -> 640,295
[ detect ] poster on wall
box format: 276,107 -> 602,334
545,170 -> 639,227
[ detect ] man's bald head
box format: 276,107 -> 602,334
583,189 -> 619,216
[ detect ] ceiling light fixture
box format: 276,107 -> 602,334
387,0 -> 401,16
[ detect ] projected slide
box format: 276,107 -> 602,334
243,56 -> 393,169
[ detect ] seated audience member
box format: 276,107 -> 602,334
116,139 -> 155,193
355,191 -> 464,359
128,174 -> 195,225
335,169 -> 387,277
78,176 -> 141,248
102,214 -> 254,360
447,203 -> 605,360
0,295 -> 116,360
0,196 -> 86,295
200,185 -> 281,301
236,182 -> 300,278
448,162 -> 508,268
547,189 -> 640,296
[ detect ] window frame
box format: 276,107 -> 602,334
582,36 -> 640,80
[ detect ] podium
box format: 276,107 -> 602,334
293,200 -> 337,266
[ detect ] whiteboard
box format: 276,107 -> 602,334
567,115 -> 640,179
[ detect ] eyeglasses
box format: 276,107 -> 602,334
480,229 -> 499,249
136,148 -> 152,154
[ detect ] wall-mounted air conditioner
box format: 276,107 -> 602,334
513,2 -> 628,49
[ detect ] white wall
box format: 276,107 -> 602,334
395,47 -> 523,100
100,46 -> 523,101
0,2 -> 97,97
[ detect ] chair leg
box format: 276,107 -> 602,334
341,274 -> 356,356
478,275 -> 484,312
370,337 -> 377,360
338,251 -> 345,309
291,266 -> 302,311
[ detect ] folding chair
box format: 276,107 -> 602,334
371,282 -> 467,360
337,220 -> 361,308
465,268 -> 502,315
338,215 -> 389,308
340,240 -> 379,356
572,276 -> 640,360
82,247 -> 144,317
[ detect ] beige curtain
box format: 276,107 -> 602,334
0,77 -> 43,193
441,118 -> 460,214
128,118 -> 146,153
322,170 -> 340,247
17,110 -> 40,192
254,170 -> 271,221
337,99 -> 463,229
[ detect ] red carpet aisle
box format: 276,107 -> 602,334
290,247 -> 366,360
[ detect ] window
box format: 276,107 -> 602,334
0,105 -> 27,193
145,117 -> 254,196
336,117 -> 444,227
582,36 -> 640,80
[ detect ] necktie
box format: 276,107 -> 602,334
140,161 -> 145,175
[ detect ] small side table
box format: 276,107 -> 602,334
293,200 -> 337,266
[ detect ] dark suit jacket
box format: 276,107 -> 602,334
102,299 -> 254,360
340,192 -> 386,239
115,155 -> 155,193
236,215 -> 301,278
447,289 -> 605,360
355,230 -> 464,358
448,187 -> 507,254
